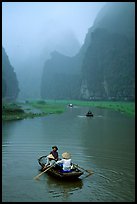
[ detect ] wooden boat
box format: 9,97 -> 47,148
86,111 -> 93,117
38,156 -> 83,180
68,103 -> 73,107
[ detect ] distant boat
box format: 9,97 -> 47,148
86,111 -> 93,117
68,103 -> 73,107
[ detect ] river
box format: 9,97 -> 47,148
2,106 -> 135,202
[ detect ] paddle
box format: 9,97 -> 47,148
73,164 -> 94,174
34,164 -> 55,180
74,164 -> 112,181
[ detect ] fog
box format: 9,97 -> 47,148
2,2 -> 106,99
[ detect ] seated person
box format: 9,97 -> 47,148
42,146 -> 59,170
56,152 -> 72,171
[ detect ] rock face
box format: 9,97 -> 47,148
41,2 -> 135,101
2,47 -> 19,101
80,2 -> 135,101
41,51 -> 82,99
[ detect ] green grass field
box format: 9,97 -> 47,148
44,99 -> 135,116
2,99 -> 135,121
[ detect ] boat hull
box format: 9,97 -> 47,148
46,167 -> 83,180
86,113 -> 93,117
38,156 -> 83,180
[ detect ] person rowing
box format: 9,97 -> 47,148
42,146 -> 59,170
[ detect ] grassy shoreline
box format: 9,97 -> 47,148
2,100 -> 65,121
2,99 -> 135,121
45,99 -> 135,117
59,100 -> 135,116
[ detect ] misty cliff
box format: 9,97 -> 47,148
41,51 -> 82,99
16,30 -> 80,100
2,47 -> 19,101
41,2 -> 135,101
80,2 -> 135,100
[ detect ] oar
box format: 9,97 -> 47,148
34,164 -> 55,180
73,164 -> 94,174
74,164 -> 113,181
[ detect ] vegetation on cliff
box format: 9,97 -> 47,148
2,47 -> 19,101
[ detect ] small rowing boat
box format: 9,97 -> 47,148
38,156 -> 83,180
86,110 -> 93,117
68,103 -> 73,107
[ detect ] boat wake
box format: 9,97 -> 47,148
77,115 -> 87,118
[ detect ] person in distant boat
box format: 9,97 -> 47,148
68,103 -> 73,107
43,146 -> 59,170
56,152 -> 73,171
86,110 -> 93,116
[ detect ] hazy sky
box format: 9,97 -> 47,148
2,2 -> 106,67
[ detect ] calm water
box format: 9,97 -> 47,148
2,106 -> 135,202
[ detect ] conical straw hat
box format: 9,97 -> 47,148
47,154 -> 54,159
62,152 -> 71,159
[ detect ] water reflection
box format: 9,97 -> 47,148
78,108 -> 135,202
82,111 -> 134,161
2,106 -> 135,202
46,176 -> 83,201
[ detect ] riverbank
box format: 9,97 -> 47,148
2,99 -> 135,121
2,103 -> 45,121
62,100 -> 135,116
48,99 -> 135,116
2,100 -> 65,121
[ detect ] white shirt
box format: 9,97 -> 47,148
56,158 -> 72,170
